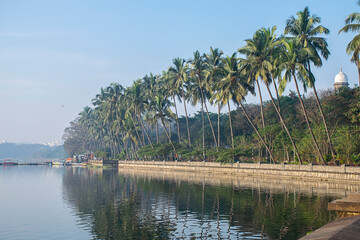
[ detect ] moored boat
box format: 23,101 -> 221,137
2,159 -> 18,165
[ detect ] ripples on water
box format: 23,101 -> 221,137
0,165 -> 346,239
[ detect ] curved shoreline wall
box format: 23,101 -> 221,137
88,160 -> 360,197
89,160 -> 360,183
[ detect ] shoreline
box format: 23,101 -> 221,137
89,159 -> 360,183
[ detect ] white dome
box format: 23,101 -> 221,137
334,69 -> 348,83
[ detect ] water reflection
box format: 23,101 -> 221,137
63,167 -> 340,239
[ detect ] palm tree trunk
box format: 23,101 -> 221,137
106,125 -> 115,158
199,81 -> 217,148
161,119 -> 177,156
182,89 -> 191,148
123,137 -> 130,160
239,101 -> 275,163
218,104 -> 221,148
265,84 -> 302,164
204,100 -> 218,149
256,79 -> 267,159
137,111 -> 154,148
201,101 -> 205,160
256,79 -> 266,129
357,59 -> 360,87
168,121 -> 171,142
129,113 -> 144,147
173,94 -> 181,143
313,85 -> 335,157
115,134 -> 122,158
131,142 -> 138,160
273,79 -> 288,162
227,102 -> 234,149
292,72 -> 326,165
156,121 -> 159,144
273,79 -> 281,111
307,61 -> 335,158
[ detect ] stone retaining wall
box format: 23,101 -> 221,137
88,160 -> 103,166
89,160 -> 360,182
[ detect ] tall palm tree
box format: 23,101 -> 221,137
169,58 -> 192,148
204,47 -> 224,147
285,7 -> 335,158
212,55 -> 237,149
189,51 -> 218,149
339,1 -> 360,86
123,85 -> 144,148
160,70 -> 182,143
239,27 -> 300,163
151,95 -> 177,155
187,76 -> 206,159
127,82 -> 153,148
92,87 -> 118,157
280,38 -> 326,165
215,54 -> 275,162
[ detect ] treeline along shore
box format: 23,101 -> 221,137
63,6 -> 360,165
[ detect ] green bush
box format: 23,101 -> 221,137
94,148 -> 110,160
351,153 -> 360,164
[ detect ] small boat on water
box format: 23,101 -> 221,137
2,159 -> 18,165
49,161 -> 63,166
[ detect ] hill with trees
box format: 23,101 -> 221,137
0,142 -> 66,161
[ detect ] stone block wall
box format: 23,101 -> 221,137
88,160 -> 360,182
113,161 -> 360,182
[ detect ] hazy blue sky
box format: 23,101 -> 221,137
0,0 -> 358,144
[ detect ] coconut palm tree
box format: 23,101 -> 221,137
187,76 -> 206,159
280,38 -> 326,164
91,87 -> 119,157
204,47 -> 224,147
189,51 -> 218,149
212,54 -> 237,149
151,95 -> 177,155
215,54 -> 275,162
159,70 -> 182,143
239,27 -> 299,163
339,1 -> 360,87
126,82 -> 154,149
285,7 -> 335,158
169,58 -> 192,148
123,86 -> 144,148
238,41 -> 266,133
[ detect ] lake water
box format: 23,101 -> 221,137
0,165 -> 353,239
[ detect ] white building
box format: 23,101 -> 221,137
334,69 -> 349,90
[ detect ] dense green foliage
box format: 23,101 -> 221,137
63,6 -> 360,165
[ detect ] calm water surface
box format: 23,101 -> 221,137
0,165 -> 340,239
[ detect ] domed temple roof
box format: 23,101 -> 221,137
334,68 -> 348,84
